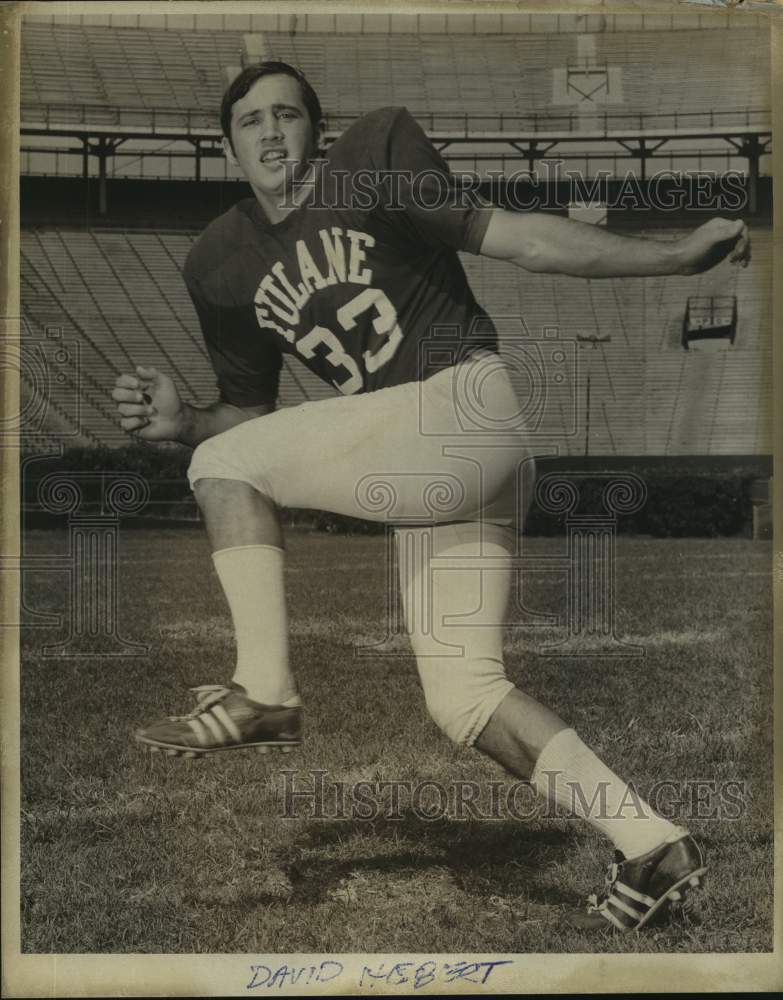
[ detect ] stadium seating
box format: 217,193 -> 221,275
21,23 -> 769,125
20,225 -> 771,455
460,226 -> 772,455
20,228 -> 336,446
22,23 -> 239,112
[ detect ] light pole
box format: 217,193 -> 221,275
576,333 -> 611,457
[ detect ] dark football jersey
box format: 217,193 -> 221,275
184,106 -> 498,407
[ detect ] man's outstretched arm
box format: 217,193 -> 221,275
479,210 -> 751,278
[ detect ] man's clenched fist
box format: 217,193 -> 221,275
677,218 -> 751,276
111,365 -> 185,442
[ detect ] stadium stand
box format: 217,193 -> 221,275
22,23 -> 240,112
20,225 -> 771,456
18,17 -> 772,457
21,23 -> 769,123
462,225 -> 772,455
20,228 -> 337,446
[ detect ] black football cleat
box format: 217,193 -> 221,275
134,683 -> 302,757
568,828 -> 707,932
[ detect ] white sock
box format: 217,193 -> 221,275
531,728 -> 682,860
211,544 -> 300,707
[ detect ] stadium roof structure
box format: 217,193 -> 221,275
21,8 -> 777,33
21,103 -> 772,215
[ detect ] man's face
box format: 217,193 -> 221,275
224,74 -> 321,213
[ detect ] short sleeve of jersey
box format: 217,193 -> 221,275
185,268 -> 282,409
366,107 -> 493,255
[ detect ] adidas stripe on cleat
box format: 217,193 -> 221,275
134,684 -> 302,757
567,828 -> 707,932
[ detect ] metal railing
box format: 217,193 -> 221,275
21,103 -> 772,138
325,107 -> 772,136
21,103 -> 220,133
21,144 -> 764,182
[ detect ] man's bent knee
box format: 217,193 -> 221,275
422,665 -> 514,747
187,436 -> 275,499
188,457 -> 283,549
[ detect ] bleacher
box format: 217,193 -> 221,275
20,225 -> 772,455
20,228 -> 335,446
22,23 -> 240,112
461,226 -> 772,456
21,23 -> 769,124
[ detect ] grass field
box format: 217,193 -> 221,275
19,528 -> 773,954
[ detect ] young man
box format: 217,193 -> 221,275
112,62 -> 750,932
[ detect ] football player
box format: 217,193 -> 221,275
111,62 -> 750,932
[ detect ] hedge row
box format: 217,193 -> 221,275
21,445 -> 766,537
281,475 -> 754,537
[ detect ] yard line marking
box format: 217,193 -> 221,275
503,627 -> 732,651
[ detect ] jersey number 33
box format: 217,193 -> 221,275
271,287 -> 403,394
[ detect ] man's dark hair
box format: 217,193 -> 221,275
220,61 -> 323,148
